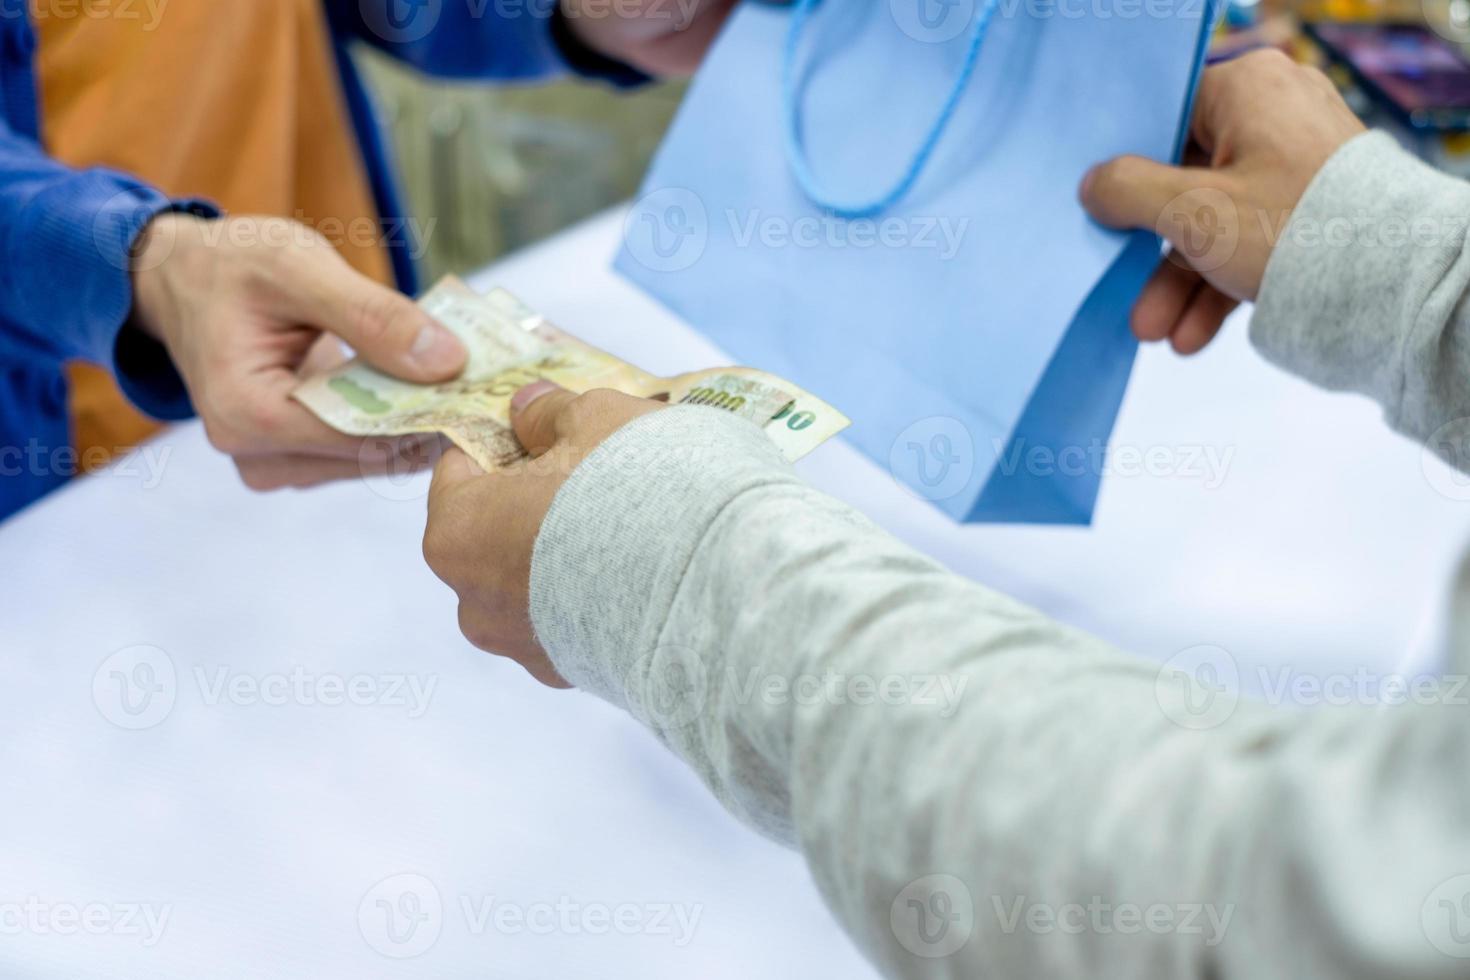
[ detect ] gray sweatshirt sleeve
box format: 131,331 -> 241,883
529,405 -> 1470,980
1252,130 -> 1470,461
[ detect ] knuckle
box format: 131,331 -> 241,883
456,603 -> 499,653
348,291 -> 416,351
573,388 -> 619,415
1240,47 -> 1291,74
202,413 -> 248,456
422,497 -> 473,572
422,521 -> 450,570
561,388 -> 620,433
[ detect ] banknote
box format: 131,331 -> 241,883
293,276 -> 850,472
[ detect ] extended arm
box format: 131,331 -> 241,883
0,119 -> 211,416
525,405 -> 1470,980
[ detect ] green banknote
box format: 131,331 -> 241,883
293,276 -> 850,471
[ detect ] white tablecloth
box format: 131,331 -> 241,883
2,208 -> 1466,978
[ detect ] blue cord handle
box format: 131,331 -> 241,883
782,0 -> 999,219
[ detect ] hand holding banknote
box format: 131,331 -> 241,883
293,276 -> 849,475
421,383 -> 661,688
293,278 -> 848,684
130,213 -> 467,491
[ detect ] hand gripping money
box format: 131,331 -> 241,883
293,278 -> 849,471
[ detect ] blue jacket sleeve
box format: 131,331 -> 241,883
0,120 -> 215,419
327,0 -> 647,86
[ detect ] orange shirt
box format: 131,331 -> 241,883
31,0 -> 394,467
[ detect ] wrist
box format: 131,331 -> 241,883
129,211 -> 210,347
1250,132 -> 1461,398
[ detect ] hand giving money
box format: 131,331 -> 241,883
293,276 -> 849,473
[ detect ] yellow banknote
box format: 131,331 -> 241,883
293,277 -> 849,471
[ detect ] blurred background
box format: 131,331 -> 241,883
354,0 -> 1470,286
356,54 -> 686,280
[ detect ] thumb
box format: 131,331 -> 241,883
294,255 -> 467,383
1080,155 -> 1215,248
509,380 -> 577,457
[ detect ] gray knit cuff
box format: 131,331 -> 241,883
528,405 -> 798,708
1250,130 -> 1470,407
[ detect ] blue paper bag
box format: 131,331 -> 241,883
617,0 -> 1215,523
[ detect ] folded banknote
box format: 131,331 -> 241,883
293,276 -> 849,471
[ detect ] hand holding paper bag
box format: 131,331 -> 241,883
1081,49 -> 1365,355
619,0 -> 1217,523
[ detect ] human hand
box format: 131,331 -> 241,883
1079,49 -> 1365,354
130,213 -> 467,490
561,0 -> 738,76
423,381 -> 663,688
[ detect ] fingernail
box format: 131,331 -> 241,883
511,379 -> 560,413
410,321 -> 465,373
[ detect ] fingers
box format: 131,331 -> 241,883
1187,52 -> 1262,157
206,369 -> 437,468
300,332 -> 350,376
1132,261 -> 1203,344
233,436 -> 441,491
1080,154 -> 1211,241
1170,285 -> 1239,355
510,382 -> 667,460
253,370 -> 393,458
509,381 -> 579,457
1187,58 -> 1230,157
1079,58 -> 1262,238
235,455 -> 366,491
282,249 -> 466,383
1130,260 -> 1238,356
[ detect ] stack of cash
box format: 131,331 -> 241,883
294,276 -> 849,471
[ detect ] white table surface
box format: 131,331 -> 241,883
3,207 -> 1467,978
